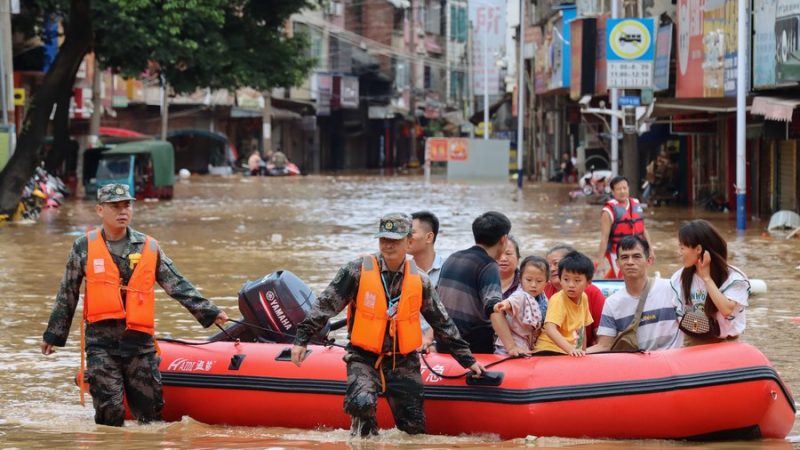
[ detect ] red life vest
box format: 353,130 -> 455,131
605,198 -> 645,253
349,256 -> 423,355
84,229 -> 159,335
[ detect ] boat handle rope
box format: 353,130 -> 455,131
159,317 -> 522,379
419,348 -> 522,379
226,318 -> 349,349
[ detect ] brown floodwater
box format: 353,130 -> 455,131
0,174 -> 797,449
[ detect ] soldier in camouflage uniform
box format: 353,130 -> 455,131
40,184 -> 228,426
291,213 -> 484,437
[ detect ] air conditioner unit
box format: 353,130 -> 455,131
327,1 -> 342,16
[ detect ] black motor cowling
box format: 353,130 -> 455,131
237,270 -> 323,343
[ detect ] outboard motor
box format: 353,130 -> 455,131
237,270 -> 328,343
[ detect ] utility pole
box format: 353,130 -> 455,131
0,0 -> 14,126
515,0 -> 525,189
408,1 -> 420,168
620,0 -> 640,196
610,0 -> 619,176
482,26 -> 489,140
88,55 -> 101,147
735,0 -> 747,230
467,22 -> 475,138
160,74 -> 169,141
262,90 -> 272,154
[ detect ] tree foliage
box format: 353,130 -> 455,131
1,0 -> 317,214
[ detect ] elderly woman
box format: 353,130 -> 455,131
497,234 -> 521,299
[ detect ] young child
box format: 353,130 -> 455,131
533,251 -> 594,357
491,256 -> 550,355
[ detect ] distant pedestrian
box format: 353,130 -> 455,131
291,213 -> 484,437
40,183 -> 228,426
596,176 -> 654,278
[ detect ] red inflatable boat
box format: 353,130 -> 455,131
146,271 -> 796,439
155,339 -> 795,440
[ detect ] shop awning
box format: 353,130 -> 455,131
652,97 -> 743,117
750,96 -> 800,122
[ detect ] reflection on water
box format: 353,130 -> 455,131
1,175 -> 798,448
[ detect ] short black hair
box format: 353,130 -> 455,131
557,251 -> 594,279
616,235 -> 650,258
411,210 -> 439,243
610,176 -> 629,190
472,211 -> 511,247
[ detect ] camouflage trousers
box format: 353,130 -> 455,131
343,348 -> 425,437
86,348 -> 164,426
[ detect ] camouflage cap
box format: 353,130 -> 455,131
97,183 -> 136,203
374,212 -> 411,239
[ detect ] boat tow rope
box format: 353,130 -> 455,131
419,349 -> 522,379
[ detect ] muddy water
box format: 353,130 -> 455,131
0,174 -> 797,449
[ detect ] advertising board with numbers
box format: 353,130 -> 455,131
606,18 -> 656,88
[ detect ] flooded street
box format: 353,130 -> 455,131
1,174 -> 798,449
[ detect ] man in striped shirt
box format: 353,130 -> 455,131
588,235 -> 682,352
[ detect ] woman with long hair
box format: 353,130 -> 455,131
669,220 -> 749,346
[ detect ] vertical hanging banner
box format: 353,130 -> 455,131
653,24 -> 673,91
606,18 -> 656,88
595,15 -> 608,94
677,0 -> 705,97
470,0 -> 506,95
703,0 -> 725,97
776,0 -> 800,82
549,6 -> 577,91
723,0 -> 748,96
570,19 -> 597,100
753,0 -> 777,88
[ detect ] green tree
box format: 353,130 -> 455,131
1,0 -> 315,216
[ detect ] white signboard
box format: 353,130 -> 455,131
470,0 -> 506,95
606,18 -> 657,88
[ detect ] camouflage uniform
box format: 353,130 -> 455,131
42,224 -> 221,426
294,253 -> 477,436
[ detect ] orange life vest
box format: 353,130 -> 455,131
349,256 -> 423,355
84,229 -> 159,335
606,198 -> 645,253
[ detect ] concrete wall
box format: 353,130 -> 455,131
447,139 -> 510,182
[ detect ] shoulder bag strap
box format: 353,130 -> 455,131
629,277 -> 652,333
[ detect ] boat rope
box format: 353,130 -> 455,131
226,318 -> 349,349
419,349 -> 523,379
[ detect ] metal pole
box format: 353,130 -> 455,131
0,0 -> 10,126
516,0 -> 525,189
483,25 -> 489,140
0,44 -> 7,125
160,75 -> 169,142
735,0 -> 747,230
610,0 -> 619,176
409,2 -> 420,167
468,22 -> 475,138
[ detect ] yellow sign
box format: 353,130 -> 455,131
475,122 -> 493,136
13,88 -> 25,106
